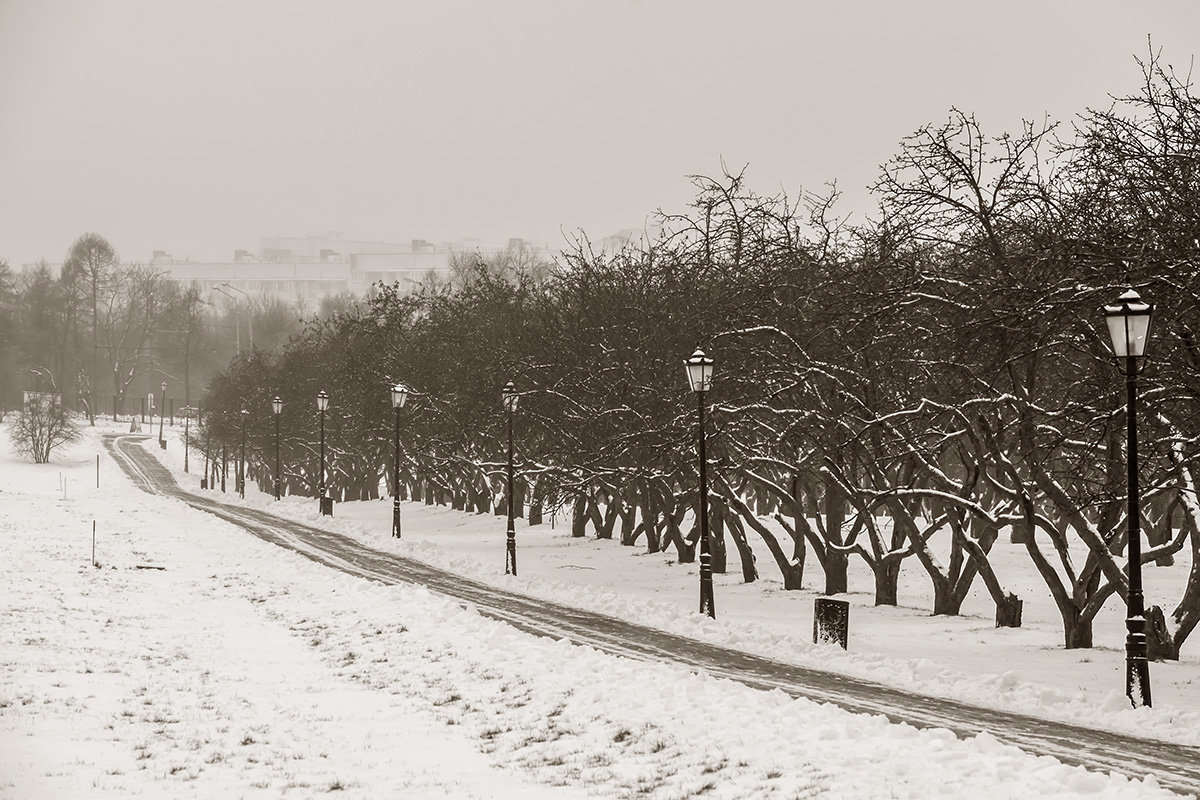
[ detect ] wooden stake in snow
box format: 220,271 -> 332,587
96,454 -> 100,488
91,520 -> 96,567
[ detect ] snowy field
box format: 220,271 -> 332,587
0,420 -> 1191,799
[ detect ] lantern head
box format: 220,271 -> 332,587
391,383 -> 408,409
684,349 -> 714,393
1104,288 -> 1154,360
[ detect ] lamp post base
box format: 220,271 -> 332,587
320,496 -> 334,516
699,574 -> 715,619
505,530 -> 516,576
1127,656 -> 1152,708
392,497 -> 402,538
699,540 -> 715,619
1126,614 -> 1152,707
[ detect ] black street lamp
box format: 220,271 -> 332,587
1105,288 -> 1155,708
183,406 -> 191,473
272,396 -> 283,500
391,383 -> 409,538
238,409 -> 248,499
159,381 -> 167,447
503,381 -> 519,575
201,409 -> 210,489
685,348 -> 716,619
317,390 -> 332,515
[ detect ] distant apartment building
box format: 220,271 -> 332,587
20,230 -> 657,307
150,234 -> 551,307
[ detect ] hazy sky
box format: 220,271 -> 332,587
1,0 -> 1198,265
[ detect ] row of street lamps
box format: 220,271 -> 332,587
171,288 -> 1153,709
194,388 -> 385,519
198,378 -> 520,575
681,293 -> 1154,708
680,292 -> 1155,709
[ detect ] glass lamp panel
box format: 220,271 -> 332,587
272,397 -> 283,415
1105,313 -> 1130,357
1124,306 -> 1153,357
317,391 -> 329,412
684,350 -> 714,392
391,385 -> 408,408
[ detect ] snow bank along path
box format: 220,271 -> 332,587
104,432 -> 1200,796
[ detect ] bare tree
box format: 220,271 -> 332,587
0,259 -> 17,411
97,265 -> 171,410
63,233 -> 118,424
10,375 -> 80,463
159,281 -> 208,406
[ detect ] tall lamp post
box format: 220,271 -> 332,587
503,381 -> 519,575
272,396 -> 283,500
159,381 -> 167,447
221,282 -> 253,349
391,384 -> 409,538
212,283 -> 252,353
1104,288 -> 1155,708
238,409 -> 248,499
201,409 -> 210,489
317,390 -> 332,515
685,349 -> 716,619
183,406 -> 191,473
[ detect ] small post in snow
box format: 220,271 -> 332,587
91,520 -> 96,567
813,597 -> 850,649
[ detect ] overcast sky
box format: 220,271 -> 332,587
1,0 -> 1198,265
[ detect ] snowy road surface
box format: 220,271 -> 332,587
102,432 -> 1200,796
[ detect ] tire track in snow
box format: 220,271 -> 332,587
103,433 -> 1200,797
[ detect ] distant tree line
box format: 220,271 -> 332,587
0,237 -> 311,420
194,56 -> 1198,658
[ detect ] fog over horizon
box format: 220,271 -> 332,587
2,0 -> 1199,266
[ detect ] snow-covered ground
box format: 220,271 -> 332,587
0,420 -> 1191,798
153,422 -> 1200,745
